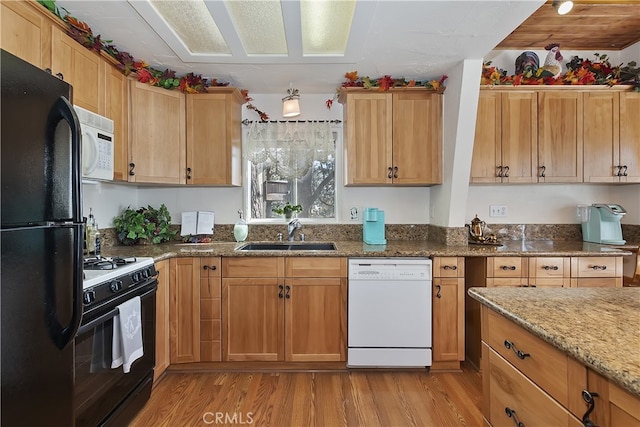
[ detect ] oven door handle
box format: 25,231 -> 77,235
77,285 -> 157,336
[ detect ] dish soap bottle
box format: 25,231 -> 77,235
233,209 -> 248,242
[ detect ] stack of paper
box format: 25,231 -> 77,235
180,211 -> 215,236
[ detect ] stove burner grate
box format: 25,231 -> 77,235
83,256 -> 138,271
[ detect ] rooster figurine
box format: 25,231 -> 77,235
541,43 -> 563,78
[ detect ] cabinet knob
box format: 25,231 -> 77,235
443,265 -> 457,271
435,285 -> 441,298
542,265 -> 559,271
186,167 -> 192,180
581,390 -> 599,427
615,165 -> 622,176
393,166 -> 398,179
497,166 -> 503,177
388,167 -> 393,179
505,407 -> 525,427
203,265 -> 216,271
591,265 -> 607,271
278,285 -> 284,299
285,285 -> 291,299
503,165 -> 510,178
540,165 -> 546,178
501,265 -> 517,271
129,163 -> 135,176
622,165 -> 628,176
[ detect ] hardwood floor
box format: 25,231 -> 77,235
130,365 -> 482,427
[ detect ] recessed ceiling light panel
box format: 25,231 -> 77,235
150,0 -> 230,54
301,0 -> 356,55
225,0 -> 288,55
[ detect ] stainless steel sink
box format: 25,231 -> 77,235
237,242 -> 337,251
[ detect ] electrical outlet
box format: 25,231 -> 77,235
349,207 -> 359,221
489,204 -> 507,218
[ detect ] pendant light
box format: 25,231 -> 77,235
282,84 -> 300,118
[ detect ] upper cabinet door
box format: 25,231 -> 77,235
501,91 -> 538,183
51,28 -> 105,114
1,1 -> 52,69
106,66 -> 129,182
186,90 -> 243,186
392,92 -> 442,185
471,91 -> 502,183
537,91 -> 583,183
128,80 -> 186,184
619,91 -> 640,183
583,92 -> 619,183
343,92 -> 393,185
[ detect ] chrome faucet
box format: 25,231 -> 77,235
287,218 -> 302,241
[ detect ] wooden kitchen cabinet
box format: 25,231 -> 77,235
585,369 -> 640,427
471,90 -> 538,183
339,88 -> 443,185
154,259 -> 170,382
432,257 -> 465,370
128,80 -> 186,184
222,257 -> 346,362
528,257 -> 570,288
583,89 -> 640,183
51,27 -> 106,115
199,257 -> 221,362
106,66 -> 130,181
570,256 -> 623,288
537,91 -> 584,183
169,257 -> 200,363
186,89 -> 244,186
1,0 -> 53,69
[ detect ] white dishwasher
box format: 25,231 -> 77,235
348,258 -> 432,368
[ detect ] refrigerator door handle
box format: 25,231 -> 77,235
46,226 -> 83,350
47,96 -> 82,223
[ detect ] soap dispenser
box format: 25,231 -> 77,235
233,209 -> 248,242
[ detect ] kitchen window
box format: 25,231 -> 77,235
243,121 -> 337,220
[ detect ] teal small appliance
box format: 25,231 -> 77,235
581,203 -> 626,245
363,208 -> 386,245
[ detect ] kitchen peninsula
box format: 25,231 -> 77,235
468,286 -> 640,426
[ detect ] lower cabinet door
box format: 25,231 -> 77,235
484,344 -> 581,427
222,278 -> 284,361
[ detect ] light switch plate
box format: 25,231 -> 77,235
489,205 -> 507,217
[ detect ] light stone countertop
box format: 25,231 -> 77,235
467,287 -> 640,397
101,239 -> 634,261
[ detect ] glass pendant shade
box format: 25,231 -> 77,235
282,98 -> 300,118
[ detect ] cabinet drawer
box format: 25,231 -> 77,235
200,278 -> 221,298
200,257 -> 221,278
484,344 -> 581,427
201,298 -> 221,320
487,257 -> 527,278
571,257 -> 621,278
529,257 -> 569,278
433,257 -> 464,278
222,257 -> 284,277
285,257 -> 346,278
486,309 -> 577,407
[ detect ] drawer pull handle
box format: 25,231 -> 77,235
542,265 -> 559,271
435,285 -> 441,298
393,166 -> 398,179
203,265 -> 217,271
540,165 -> 546,178
388,167 -> 393,179
285,285 -> 291,299
504,340 -> 530,360
505,407 -> 525,427
278,285 -> 284,299
591,265 -> 607,271
443,265 -> 457,271
622,165 -> 628,177
497,166 -> 503,177
581,390 -> 599,427
501,265 -> 517,271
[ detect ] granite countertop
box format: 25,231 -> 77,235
100,239 -> 634,261
467,287 -> 640,397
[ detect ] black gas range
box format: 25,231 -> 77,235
76,255 -> 157,427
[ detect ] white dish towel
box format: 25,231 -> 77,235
111,296 -> 143,373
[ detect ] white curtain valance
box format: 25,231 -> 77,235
243,121 -> 335,179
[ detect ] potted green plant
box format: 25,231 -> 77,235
114,204 -> 177,245
272,202 -> 302,220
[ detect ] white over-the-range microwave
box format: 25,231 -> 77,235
73,105 -> 114,181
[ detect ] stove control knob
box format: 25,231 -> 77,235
83,290 -> 96,305
142,269 -> 149,279
109,280 -> 123,293
132,272 -> 141,282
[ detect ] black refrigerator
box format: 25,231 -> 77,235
1,49 -> 84,426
